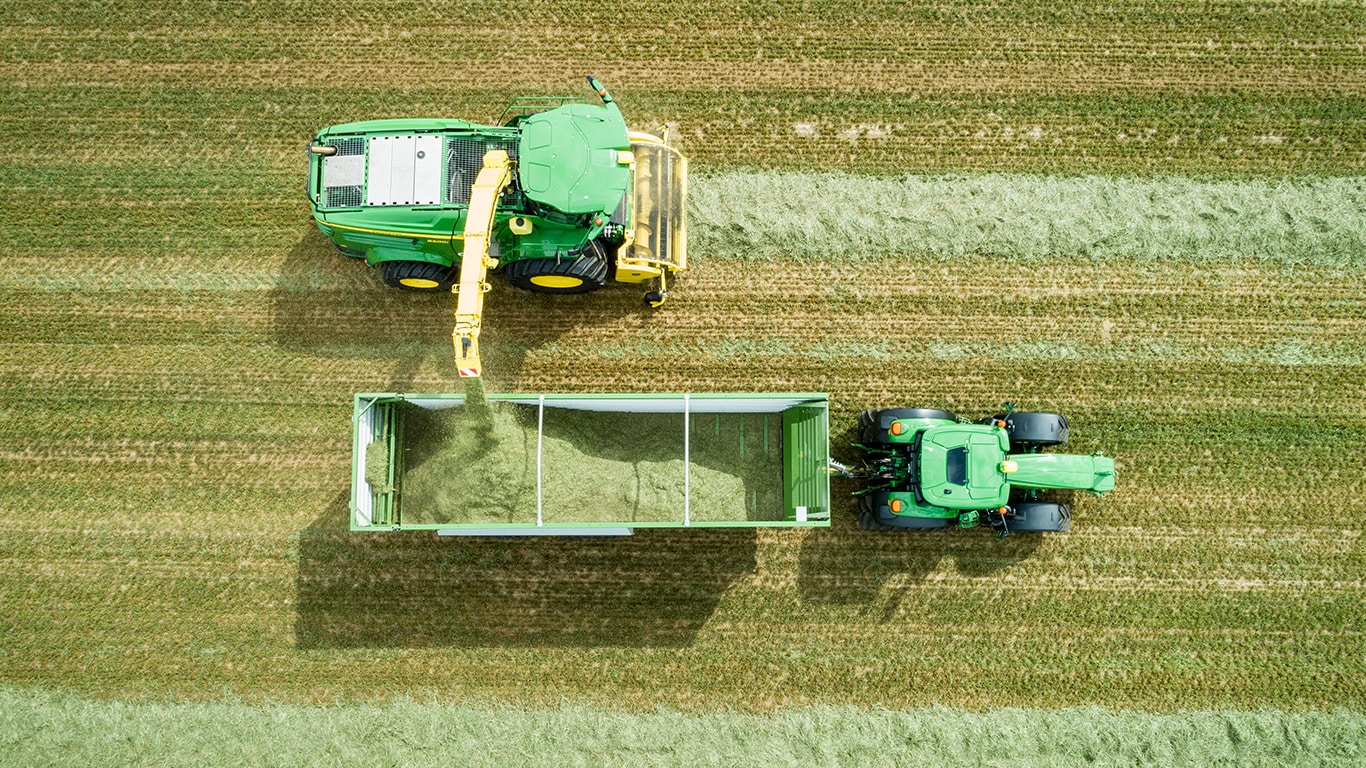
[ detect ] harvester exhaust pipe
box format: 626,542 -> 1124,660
309,144 -> 337,155
586,76 -> 614,105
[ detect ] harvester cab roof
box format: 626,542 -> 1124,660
517,103 -> 631,215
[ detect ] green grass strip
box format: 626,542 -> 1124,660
2,687 -> 1361,768
691,172 -> 1366,267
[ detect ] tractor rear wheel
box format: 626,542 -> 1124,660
858,493 -> 953,531
998,411 -> 1069,450
857,408 -> 956,445
857,495 -> 894,531
506,244 -> 609,295
1006,502 -> 1071,532
380,260 -> 457,292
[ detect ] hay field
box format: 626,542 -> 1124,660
1,0 -> 1364,746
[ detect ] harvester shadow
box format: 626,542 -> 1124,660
272,227 -> 653,391
295,492 -> 758,649
272,227 -> 463,387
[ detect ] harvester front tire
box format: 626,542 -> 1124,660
380,260 -> 456,292
1006,502 -> 1071,533
857,408 -> 956,445
506,247 -> 608,295
999,412 -> 1069,449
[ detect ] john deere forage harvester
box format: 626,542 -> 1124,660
307,77 -> 686,377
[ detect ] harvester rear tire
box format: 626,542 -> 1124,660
998,412 -> 1069,450
857,408 -> 956,445
380,260 -> 456,292
505,245 -> 608,295
1005,502 -> 1071,533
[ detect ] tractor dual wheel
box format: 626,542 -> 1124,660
506,244 -> 609,295
380,260 -> 457,292
857,407 -> 957,445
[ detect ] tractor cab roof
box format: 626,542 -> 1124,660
917,424 -> 1011,509
517,102 -> 631,215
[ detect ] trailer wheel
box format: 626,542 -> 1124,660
380,260 -> 456,292
998,412 -> 1069,449
858,493 -> 953,531
506,244 -> 609,295
857,408 -> 956,445
1006,502 -> 1071,533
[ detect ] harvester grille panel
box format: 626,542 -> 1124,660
324,186 -> 364,208
321,140 -> 366,209
328,138 -> 365,156
446,138 -> 518,206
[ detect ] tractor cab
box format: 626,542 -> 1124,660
916,424 -> 1012,509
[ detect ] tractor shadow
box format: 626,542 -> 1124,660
797,422 -> 1046,620
271,226 -> 655,391
294,491 -> 758,649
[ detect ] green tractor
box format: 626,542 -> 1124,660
306,77 -> 686,377
838,405 -> 1115,535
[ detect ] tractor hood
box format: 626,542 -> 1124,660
917,425 -> 1011,509
518,103 -> 631,215
1005,452 -> 1116,493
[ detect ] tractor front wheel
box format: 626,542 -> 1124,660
380,260 -> 456,292
1006,502 -> 1071,533
998,411 -> 1069,450
506,245 -> 609,295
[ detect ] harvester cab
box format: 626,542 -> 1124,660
306,77 -> 687,378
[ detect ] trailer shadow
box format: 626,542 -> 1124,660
272,227 -> 660,391
295,492 -> 758,649
795,477 -> 1043,618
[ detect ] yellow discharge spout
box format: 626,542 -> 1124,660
453,150 -> 513,378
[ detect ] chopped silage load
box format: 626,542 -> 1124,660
398,402 -> 784,525
363,440 -> 392,493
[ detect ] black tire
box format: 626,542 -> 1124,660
998,411 -> 1069,449
1006,502 -> 1071,533
505,243 -> 608,295
857,407 -> 957,445
380,260 -> 456,292
857,495 -> 893,531
858,493 -> 953,531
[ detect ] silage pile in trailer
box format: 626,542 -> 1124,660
691,172 -> 1366,266
399,404 -> 765,525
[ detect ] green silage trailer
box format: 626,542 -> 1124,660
352,392 -> 831,535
